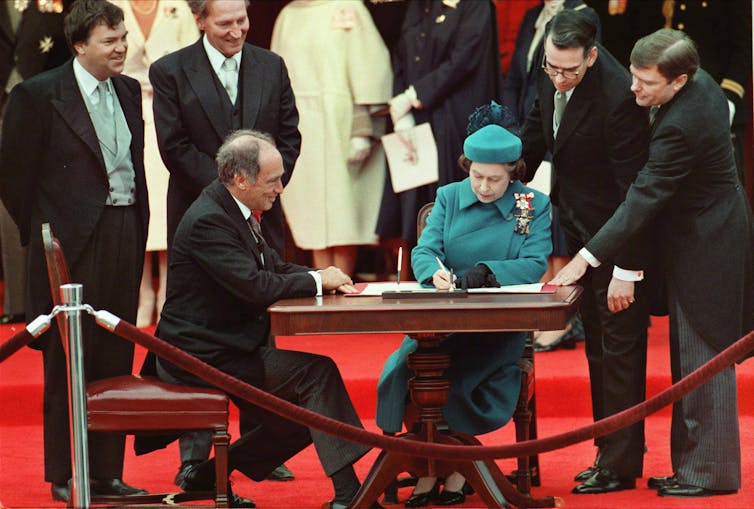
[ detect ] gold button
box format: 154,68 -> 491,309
680,3 -> 686,10
702,1 -> 708,7
677,22 -> 685,30
415,56 -> 420,62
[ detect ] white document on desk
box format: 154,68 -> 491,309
381,122 -> 439,192
467,283 -> 556,294
347,282 -> 425,296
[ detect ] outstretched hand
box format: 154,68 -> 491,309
549,254 -> 589,286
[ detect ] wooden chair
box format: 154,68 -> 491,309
42,223 -> 231,507
416,203 -> 540,493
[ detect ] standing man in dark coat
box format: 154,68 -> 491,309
0,0 -> 148,503
149,0 -> 300,485
150,0 -> 300,257
553,28 -> 754,498
520,10 -> 651,493
0,0 -> 72,325
155,130 -> 370,509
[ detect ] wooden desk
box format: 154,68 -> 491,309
269,286 -> 581,509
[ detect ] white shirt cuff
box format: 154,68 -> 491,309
309,270 -> 323,296
612,266 -> 645,281
405,85 -> 422,108
579,247 -> 601,267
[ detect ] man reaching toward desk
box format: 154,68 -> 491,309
154,129 -> 371,508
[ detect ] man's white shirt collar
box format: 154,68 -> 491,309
231,194 -> 252,222
73,58 -> 112,102
202,34 -> 242,76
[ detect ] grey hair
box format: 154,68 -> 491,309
216,130 -> 275,185
187,0 -> 250,18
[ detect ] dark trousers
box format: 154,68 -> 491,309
668,285 -> 741,490
41,206 -> 141,483
159,345 -> 370,482
564,225 -> 650,478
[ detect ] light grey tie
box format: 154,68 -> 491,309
247,215 -> 267,268
221,57 -> 238,103
554,90 -> 567,130
649,105 -> 659,126
96,81 -> 117,155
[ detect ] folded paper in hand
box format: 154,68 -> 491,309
381,122 -> 439,192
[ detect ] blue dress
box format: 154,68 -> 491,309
376,178 -> 552,435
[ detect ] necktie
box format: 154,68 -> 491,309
221,57 -> 238,103
96,81 -> 117,154
554,90 -> 567,130
649,105 -> 659,126
247,215 -> 266,267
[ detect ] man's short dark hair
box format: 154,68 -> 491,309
64,0 -> 124,49
545,9 -> 597,57
216,130 -> 275,185
630,28 -> 699,82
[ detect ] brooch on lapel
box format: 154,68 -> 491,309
513,192 -> 535,235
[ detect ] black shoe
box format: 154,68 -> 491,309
404,481 -> 439,507
90,478 -> 148,497
434,482 -> 473,506
572,468 -> 635,494
647,474 -> 677,490
50,481 -> 71,502
0,313 -> 24,325
573,449 -> 602,481
180,463 -> 255,508
175,460 -> 202,490
657,484 -> 737,497
573,465 -> 598,482
229,491 -> 257,508
266,463 -> 295,481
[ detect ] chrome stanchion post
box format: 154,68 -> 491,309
61,283 -> 90,509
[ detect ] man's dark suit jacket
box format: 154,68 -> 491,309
0,59 -> 148,482
587,69 -> 754,356
521,43 -> 649,270
150,39 -> 300,256
158,179 -> 314,366
0,60 -> 149,327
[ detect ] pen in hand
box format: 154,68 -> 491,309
435,256 -> 455,290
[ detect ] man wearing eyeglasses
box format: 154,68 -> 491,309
520,9 -> 651,495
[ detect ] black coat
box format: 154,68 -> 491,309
586,69 -> 754,355
521,43 -> 650,270
0,60 -> 149,325
376,0 -> 501,242
150,39 -> 301,255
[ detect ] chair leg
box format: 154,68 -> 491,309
528,393 -> 541,487
213,428 -> 230,508
512,398 -> 532,494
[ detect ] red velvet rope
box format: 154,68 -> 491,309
0,327 -> 35,364
109,319 -> 754,460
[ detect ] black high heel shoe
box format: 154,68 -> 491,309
404,480 -> 440,508
434,481 -> 474,506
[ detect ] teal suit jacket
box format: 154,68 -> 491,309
376,179 -> 552,435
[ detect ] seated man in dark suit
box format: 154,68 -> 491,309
155,129 -> 372,509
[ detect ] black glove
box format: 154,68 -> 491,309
459,264 -> 499,289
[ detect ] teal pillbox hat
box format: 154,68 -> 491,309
463,124 -> 522,163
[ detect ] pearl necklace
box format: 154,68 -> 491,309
130,0 -> 158,16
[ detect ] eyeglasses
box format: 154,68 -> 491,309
541,55 -> 584,79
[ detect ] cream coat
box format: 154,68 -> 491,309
272,0 -> 392,249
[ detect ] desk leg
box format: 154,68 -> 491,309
349,334 -> 560,509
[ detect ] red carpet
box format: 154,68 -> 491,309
1,317 -> 753,508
